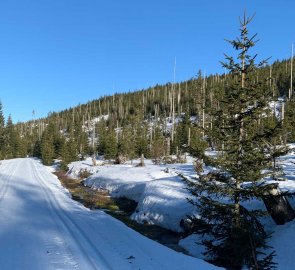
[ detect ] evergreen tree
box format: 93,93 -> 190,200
4,115 -> 24,158
0,102 -> 5,159
150,127 -> 165,164
117,126 -> 136,163
188,126 -> 207,158
33,139 -> 42,158
0,102 -> 4,128
62,137 -> 77,164
97,119 -> 108,155
172,113 -> 190,154
284,100 -> 295,142
186,13 -> 284,269
40,134 -> 54,165
104,129 -> 117,159
40,123 -> 56,165
135,123 -> 150,158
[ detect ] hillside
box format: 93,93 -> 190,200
0,57 -> 294,165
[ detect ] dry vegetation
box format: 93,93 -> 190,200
54,171 -> 119,211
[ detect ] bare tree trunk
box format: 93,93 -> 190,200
188,127 -> 191,147
202,76 -> 206,139
171,57 -> 176,143
92,155 -> 97,166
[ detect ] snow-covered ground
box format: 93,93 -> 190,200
70,158 -> 197,232
0,158 -> 220,270
67,146 -> 295,269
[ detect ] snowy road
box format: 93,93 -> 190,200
0,158 -> 219,270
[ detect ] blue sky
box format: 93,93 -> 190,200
0,0 -> 294,122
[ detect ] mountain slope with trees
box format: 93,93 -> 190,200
1,52 -> 293,167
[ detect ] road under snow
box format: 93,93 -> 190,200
0,158 -> 219,270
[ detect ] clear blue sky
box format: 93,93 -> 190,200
0,0 -> 294,122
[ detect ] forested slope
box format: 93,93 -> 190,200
0,57 -> 294,167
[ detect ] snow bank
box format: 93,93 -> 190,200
82,162 -> 196,232
270,219 -> 295,269
67,157 -> 101,179
179,234 -> 205,258
68,145 -> 295,268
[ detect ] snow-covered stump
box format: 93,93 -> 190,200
138,154 -> 145,167
262,186 -> 295,225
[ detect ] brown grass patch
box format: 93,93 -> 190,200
53,171 -> 119,211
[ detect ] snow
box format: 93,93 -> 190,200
67,157 -> 101,178
67,145 -> 295,269
83,115 -> 109,129
269,219 -> 295,270
269,100 -> 284,120
179,234 -> 207,259
82,161 -> 196,232
0,158 -> 219,269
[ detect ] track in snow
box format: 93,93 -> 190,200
0,158 -> 219,270
31,161 -> 113,270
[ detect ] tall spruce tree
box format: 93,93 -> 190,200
40,123 -> 56,165
5,115 -> 23,158
117,126 -> 136,163
150,126 -> 165,164
135,123 -> 149,158
0,102 -> 5,159
104,129 -> 117,160
186,13 -> 286,269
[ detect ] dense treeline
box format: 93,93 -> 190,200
1,55 -> 292,167
0,103 -> 28,160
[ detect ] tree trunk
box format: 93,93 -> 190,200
262,187 -> 295,225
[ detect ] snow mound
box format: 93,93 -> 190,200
82,162 -> 196,232
67,157 -> 102,179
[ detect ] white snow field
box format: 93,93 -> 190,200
0,158 -> 220,270
82,160 -> 196,232
69,147 -> 295,269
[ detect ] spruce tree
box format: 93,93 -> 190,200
186,13 -> 285,269
283,99 -> 295,142
117,126 -> 136,163
134,122 -> 150,158
62,137 -> 77,164
150,127 -> 165,164
4,115 -> 23,158
104,129 -> 117,160
188,126 -> 207,158
97,119 -> 108,156
40,123 -> 55,165
0,102 -> 5,159
172,113 -> 190,154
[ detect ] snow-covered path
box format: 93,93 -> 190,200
0,158 -> 219,270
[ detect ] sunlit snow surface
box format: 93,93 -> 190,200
0,158 -> 220,270
69,144 -> 295,269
